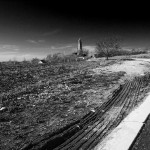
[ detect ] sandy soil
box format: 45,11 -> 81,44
93,58 -> 150,80
92,58 -> 150,150
86,58 -> 150,112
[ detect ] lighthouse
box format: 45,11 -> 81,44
77,38 -> 83,56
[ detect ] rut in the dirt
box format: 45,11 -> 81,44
20,74 -> 150,150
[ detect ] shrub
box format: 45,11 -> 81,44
31,58 -> 40,65
45,52 -> 86,64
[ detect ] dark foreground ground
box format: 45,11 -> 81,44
130,114 -> 150,150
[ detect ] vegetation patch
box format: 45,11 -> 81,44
0,58 -> 126,150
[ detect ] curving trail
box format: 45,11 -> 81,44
21,74 -> 150,150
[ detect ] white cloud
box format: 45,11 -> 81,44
27,40 -> 38,44
42,29 -> 60,36
0,51 -> 18,55
0,45 -> 46,61
17,54 -> 44,61
83,45 -> 96,51
0,52 -> 45,62
50,45 -> 73,50
27,39 -> 45,44
0,52 -> 19,61
0,44 -> 20,51
38,40 -> 45,43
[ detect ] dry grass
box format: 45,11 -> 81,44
0,58 -> 128,150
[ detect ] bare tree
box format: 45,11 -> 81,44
96,37 -> 121,60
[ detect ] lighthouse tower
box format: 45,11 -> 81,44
77,38 -> 83,56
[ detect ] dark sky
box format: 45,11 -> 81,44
0,1 -> 150,61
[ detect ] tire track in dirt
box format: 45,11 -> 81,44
59,82 -> 132,150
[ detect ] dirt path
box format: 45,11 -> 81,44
93,58 -> 150,79
92,58 -> 150,150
